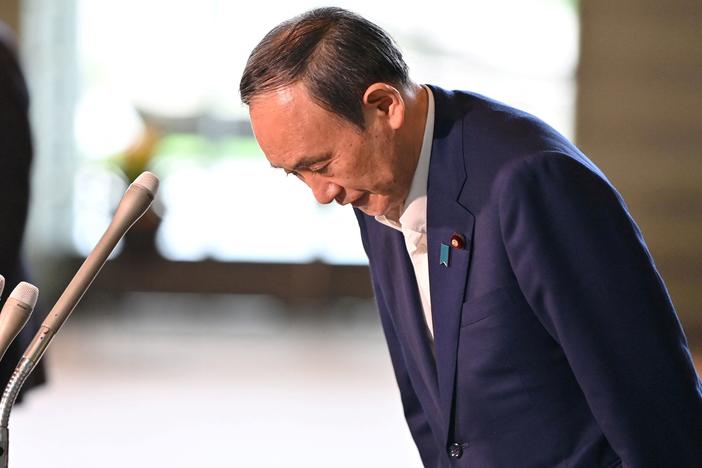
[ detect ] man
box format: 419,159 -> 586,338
0,22 -> 46,399
240,8 -> 702,467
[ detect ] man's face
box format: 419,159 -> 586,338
249,82 -> 410,218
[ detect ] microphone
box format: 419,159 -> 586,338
0,282 -> 38,364
0,276 -> 4,297
23,171 -> 159,366
0,172 -> 159,468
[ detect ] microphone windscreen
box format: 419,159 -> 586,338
131,171 -> 159,197
10,282 -> 39,308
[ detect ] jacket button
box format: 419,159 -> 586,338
448,442 -> 464,459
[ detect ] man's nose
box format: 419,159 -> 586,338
308,176 -> 342,205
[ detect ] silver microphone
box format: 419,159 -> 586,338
0,282 -> 38,364
0,171 -> 159,468
23,171 -> 159,365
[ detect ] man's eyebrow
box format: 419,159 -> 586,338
270,153 -> 332,171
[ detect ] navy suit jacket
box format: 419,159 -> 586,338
354,86 -> 702,467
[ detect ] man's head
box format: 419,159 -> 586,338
240,8 -> 427,218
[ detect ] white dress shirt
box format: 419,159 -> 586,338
375,85 -> 435,338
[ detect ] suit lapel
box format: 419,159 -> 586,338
426,86 -> 474,444
428,196 -> 474,437
368,223 -> 443,436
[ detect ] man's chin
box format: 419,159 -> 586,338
356,202 -> 392,218
350,194 -> 397,217
361,209 -> 382,218
352,202 -> 378,216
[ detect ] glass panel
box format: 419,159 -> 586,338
72,0 -> 579,264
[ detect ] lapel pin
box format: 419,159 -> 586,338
440,243 -> 450,267
450,233 -> 465,249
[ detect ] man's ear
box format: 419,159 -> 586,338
362,83 -> 405,130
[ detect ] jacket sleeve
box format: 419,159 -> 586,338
498,152 -> 702,467
354,209 -> 441,467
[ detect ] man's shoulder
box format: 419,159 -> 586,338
428,89 -> 581,191
427,85 -> 604,210
429,85 -> 564,142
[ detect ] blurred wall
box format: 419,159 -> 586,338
577,1 -> 702,339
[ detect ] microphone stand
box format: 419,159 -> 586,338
0,172 -> 158,467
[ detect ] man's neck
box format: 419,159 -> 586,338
386,83 -> 429,222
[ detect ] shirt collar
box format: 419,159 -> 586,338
375,85 -> 435,233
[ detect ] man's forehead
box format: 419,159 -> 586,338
248,83 -> 343,170
250,83 -> 308,110
259,87 -> 295,107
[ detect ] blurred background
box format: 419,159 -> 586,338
0,0 -> 700,466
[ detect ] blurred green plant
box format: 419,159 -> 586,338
110,124 -> 160,182
111,130 -> 264,181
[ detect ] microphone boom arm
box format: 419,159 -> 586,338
0,173 -> 158,467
